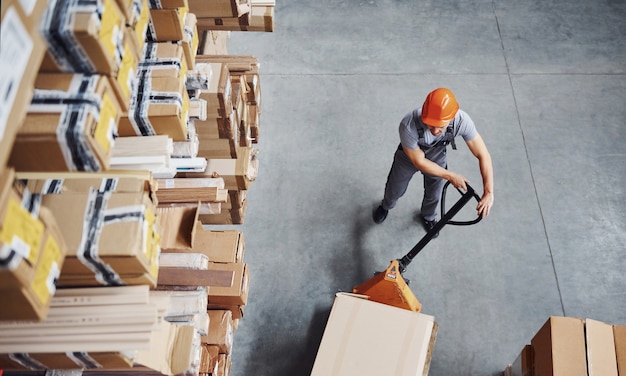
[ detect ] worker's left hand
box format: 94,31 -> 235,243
476,191 -> 494,218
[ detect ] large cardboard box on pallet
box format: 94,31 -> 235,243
585,319 -> 618,376
530,316 -> 587,376
311,292 -> 437,376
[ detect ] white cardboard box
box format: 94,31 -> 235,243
311,292 -> 437,376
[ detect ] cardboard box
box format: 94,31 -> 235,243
139,42 -> 188,79
181,147 -> 258,190
198,201 -> 247,225
39,0 -> 127,75
199,30 -> 229,55
119,74 -> 190,141
207,303 -> 244,320
188,0 -> 250,17
9,73 -> 121,172
507,345 -> 534,376
157,204 -> 200,250
0,170 -> 67,321
585,319 -> 618,376
207,261 -> 248,305
110,27 -> 141,112
311,293 -> 437,376
197,62 -> 233,118
41,190 -> 160,286
615,325 -> 626,375
164,225 -> 244,263
0,2 -> 47,173
148,6 -> 188,42
201,310 -> 234,354
134,321 -> 196,375
182,12 -> 199,70
530,316 -> 587,376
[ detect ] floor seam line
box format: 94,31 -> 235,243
491,0 -> 566,316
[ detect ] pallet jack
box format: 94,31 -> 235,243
353,181 -> 483,312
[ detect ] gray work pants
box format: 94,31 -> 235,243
381,144 -> 447,221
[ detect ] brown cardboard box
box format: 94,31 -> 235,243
148,6 -> 188,42
9,73 -> 121,172
42,190 -> 160,286
198,200 -> 247,225
110,27 -> 141,112
157,204 -> 200,249
119,74 -> 190,141
615,325 -> 626,375
0,2 -> 47,173
198,30 -> 229,55
139,42 -> 188,79
39,0 -> 127,75
207,261 -> 248,305
201,310 -> 234,354
507,345 -> 534,376
530,316 -> 587,376
0,170 -> 67,321
198,138 -> 238,159
585,319 -> 618,376
181,12 -> 199,70
163,225 -> 244,263
197,63 -> 232,118
188,0 -> 249,17
181,147 -> 258,190
207,303 -> 244,320
311,293 -> 437,376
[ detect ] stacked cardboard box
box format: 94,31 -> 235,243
0,0 -> 48,173
193,0 -> 275,32
0,169 -> 67,321
504,316 -> 626,376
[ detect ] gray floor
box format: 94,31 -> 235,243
224,1 -> 626,375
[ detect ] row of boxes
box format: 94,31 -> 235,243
505,316 -> 626,376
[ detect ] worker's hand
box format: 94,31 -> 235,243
477,191 -> 494,218
447,172 -> 469,191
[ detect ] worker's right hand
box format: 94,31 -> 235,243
447,172 -> 469,191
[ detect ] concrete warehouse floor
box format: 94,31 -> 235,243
224,1 -> 626,375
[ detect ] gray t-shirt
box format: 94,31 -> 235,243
399,108 -> 478,150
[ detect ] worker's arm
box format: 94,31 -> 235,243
465,134 -> 494,218
402,146 -> 469,190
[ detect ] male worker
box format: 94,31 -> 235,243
373,88 -> 494,236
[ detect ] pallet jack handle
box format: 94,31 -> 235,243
398,181 -> 483,273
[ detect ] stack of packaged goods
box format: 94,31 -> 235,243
0,0 -> 272,374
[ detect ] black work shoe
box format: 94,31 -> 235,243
373,205 -> 388,224
420,215 -> 439,238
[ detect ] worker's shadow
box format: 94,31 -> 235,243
322,202 -> 382,295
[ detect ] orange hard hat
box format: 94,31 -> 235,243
421,88 -> 459,127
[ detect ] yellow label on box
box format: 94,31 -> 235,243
117,41 -> 137,102
0,199 -> 44,265
31,234 -> 63,305
134,0 -> 150,52
100,0 -> 123,64
143,207 -> 160,278
94,93 -> 117,154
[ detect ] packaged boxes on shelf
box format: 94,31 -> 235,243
201,310 -> 234,354
148,4 -> 189,42
181,147 -> 258,191
189,0 -> 250,18
119,73 -> 190,141
207,261 -> 249,306
0,169 -> 67,321
0,0 -> 48,172
39,0 -> 127,75
41,189 -> 160,287
139,42 -> 189,79
9,73 -> 122,172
